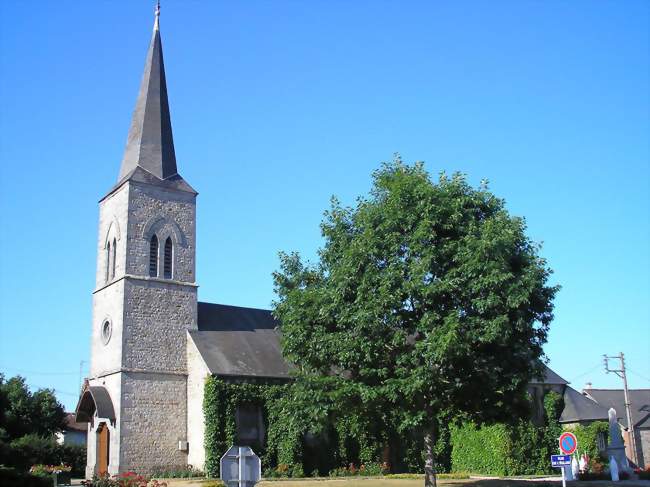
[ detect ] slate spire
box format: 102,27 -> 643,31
119,2 -> 177,181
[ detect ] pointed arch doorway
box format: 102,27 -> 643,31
97,423 -> 110,476
75,386 -> 116,476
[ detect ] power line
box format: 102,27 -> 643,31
1,367 -> 83,376
627,368 -> 650,383
52,389 -> 80,397
569,362 -> 602,383
26,382 -> 80,397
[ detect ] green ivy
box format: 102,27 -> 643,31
202,377 -> 432,478
570,422 -> 608,461
203,378 -> 293,477
206,377 -> 608,478
449,390 -> 606,476
450,422 -> 510,475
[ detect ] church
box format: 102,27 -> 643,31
73,6 -> 619,479
74,6 -> 290,477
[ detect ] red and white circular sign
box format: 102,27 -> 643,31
559,432 -> 578,455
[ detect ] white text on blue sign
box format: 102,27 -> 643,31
551,455 -> 572,467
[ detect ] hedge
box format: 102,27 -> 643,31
0,434 -> 86,476
450,392 -> 608,476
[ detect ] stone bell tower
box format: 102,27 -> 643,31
77,4 -> 197,476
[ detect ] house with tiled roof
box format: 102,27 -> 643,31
584,387 -> 650,468
56,413 -> 87,447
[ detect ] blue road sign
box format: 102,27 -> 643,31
551,454 -> 572,467
559,432 -> 578,455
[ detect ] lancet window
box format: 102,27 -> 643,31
164,237 -> 173,279
149,235 -> 158,277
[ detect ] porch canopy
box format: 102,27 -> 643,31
75,386 -> 115,423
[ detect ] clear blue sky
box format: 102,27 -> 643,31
0,1 -> 648,411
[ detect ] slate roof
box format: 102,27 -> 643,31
75,386 -> 116,423
584,389 -> 650,429
190,302 -> 292,379
559,386 -> 609,423
119,7 -> 178,182
63,412 -> 87,432
530,364 -> 569,385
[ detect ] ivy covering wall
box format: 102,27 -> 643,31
203,379 -> 607,478
450,392 -> 609,476
203,377 -> 401,478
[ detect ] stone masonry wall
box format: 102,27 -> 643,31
91,281 -> 125,376
122,279 -> 197,372
88,177 -> 198,476
95,184 -> 129,290
637,427 -> 649,468
187,335 -> 210,470
120,371 -> 188,473
91,184 -> 129,376
126,182 -> 196,283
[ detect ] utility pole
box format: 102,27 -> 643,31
604,352 -> 637,466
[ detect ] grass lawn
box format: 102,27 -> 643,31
163,477 -> 650,487
258,479 -> 465,487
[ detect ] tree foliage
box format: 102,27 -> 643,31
0,374 -> 80,474
0,374 -> 66,441
273,158 -> 558,484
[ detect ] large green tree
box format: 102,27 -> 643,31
0,374 -> 66,441
273,158 -> 558,486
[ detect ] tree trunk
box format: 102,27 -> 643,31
424,427 -> 437,487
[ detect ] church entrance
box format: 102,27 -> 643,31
97,423 -> 110,476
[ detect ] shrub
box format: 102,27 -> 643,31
4,434 -> 86,476
8,434 -> 59,471
450,397 -> 609,477
450,422 -> 510,475
571,422 -> 608,460
636,467 -> 650,480
588,458 -> 605,474
152,465 -> 204,478
59,444 -> 87,477
274,463 -> 290,477
81,472 -> 169,487
328,462 -> 389,477
359,462 -> 390,476
577,471 -> 629,481
29,464 -> 71,476
386,473 -> 469,479
0,465 -> 51,487
578,471 -> 609,480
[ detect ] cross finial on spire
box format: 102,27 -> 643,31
154,1 -> 160,31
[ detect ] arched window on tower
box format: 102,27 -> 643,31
111,238 -> 117,279
164,237 -> 173,279
106,241 -> 111,282
149,235 -> 158,277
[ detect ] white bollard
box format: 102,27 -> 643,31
610,456 -> 619,481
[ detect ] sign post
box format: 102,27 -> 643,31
552,432 -> 578,487
220,445 -> 261,487
551,454 -> 572,487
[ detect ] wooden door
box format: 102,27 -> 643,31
97,423 -> 110,476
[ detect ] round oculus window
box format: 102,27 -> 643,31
101,320 -> 112,345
